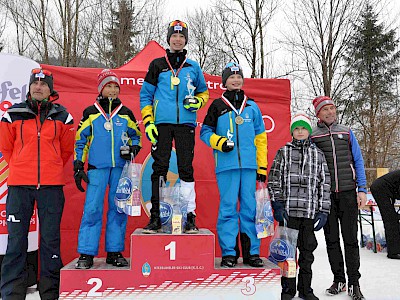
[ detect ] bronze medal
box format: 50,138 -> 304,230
104,121 -> 112,131
171,76 -> 180,85
235,115 -> 244,125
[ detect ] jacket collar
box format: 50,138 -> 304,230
288,137 -> 313,148
317,120 -> 337,128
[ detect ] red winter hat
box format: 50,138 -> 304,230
313,96 -> 335,116
97,69 -> 120,93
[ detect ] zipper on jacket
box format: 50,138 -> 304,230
231,111 -> 241,168
109,99 -> 115,167
176,84 -> 180,124
328,125 -> 339,192
51,121 -> 58,155
236,123 -> 241,168
18,120 -> 25,156
37,105 -> 41,189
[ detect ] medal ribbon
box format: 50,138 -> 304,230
165,54 -> 187,80
221,94 -> 248,116
94,101 -> 123,122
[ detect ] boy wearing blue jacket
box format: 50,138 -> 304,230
200,62 -> 267,268
140,20 -> 209,234
74,69 -> 142,269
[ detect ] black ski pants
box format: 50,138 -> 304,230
0,186 -> 64,300
281,217 -> 317,296
150,124 -> 195,216
323,189 -> 361,286
370,172 -> 400,256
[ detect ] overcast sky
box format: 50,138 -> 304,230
164,0 -> 210,20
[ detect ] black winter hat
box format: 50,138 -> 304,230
29,68 -> 54,94
222,62 -> 244,87
167,20 -> 188,45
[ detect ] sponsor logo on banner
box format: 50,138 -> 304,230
0,54 -> 39,118
0,54 -> 40,254
142,262 -> 151,277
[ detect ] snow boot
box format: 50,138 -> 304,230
142,215 -> 161,234
185,212 -> 199,234
243,254 -> 264,267
348,285 -> 365,300
281,293 -> 293,300
106,252 -> 128,267
75,254 -> 94,269
325,281 -> 346,295
221,256 -> 237,268
299,292 -> 319,300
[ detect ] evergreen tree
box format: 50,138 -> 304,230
105,0 -> 138,68
345,3 -> 400,181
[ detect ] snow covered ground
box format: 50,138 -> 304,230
24,230 -> 400,300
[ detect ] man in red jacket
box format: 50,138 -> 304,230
0,68 -> 75,300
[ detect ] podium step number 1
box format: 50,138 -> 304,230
59,229 -> 281,299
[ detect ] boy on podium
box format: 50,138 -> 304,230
73,69 -> 142,269
200,62 -> 266,268
140,20 -> 209,234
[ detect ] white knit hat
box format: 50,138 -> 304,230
290,111 -> 312,135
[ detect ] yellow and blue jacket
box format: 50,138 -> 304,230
140,49 -> 209,127
200,90 -> 267,174
74,96 -> 142,169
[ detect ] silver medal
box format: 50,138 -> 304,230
104,121 -> 112,131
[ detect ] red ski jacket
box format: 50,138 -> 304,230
0,94 -> 74,187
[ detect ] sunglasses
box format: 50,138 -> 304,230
169,20 -> 188,29
31,68 -> 52,77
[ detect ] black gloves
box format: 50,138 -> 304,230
73,160 -> 89,192
257,173 -> 266,183
314,212 -> 328,231
120,145 -> 141,160
271,201 -> 288,222
221,140 -> 234,152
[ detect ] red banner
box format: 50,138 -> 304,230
41,45 -> 291,263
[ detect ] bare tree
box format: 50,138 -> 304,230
214,0 -> 278,78
0,0 -> 51,62
282,0 -> 363,109
186,7 -> 232,75
0,10 -> 6,52
0,0 -> 164,66
87,0 -> 165,67
131,0 -> 164,49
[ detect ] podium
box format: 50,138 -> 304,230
60,229 -> 281,299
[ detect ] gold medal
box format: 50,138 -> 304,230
104,121 -> 112,131
171,76 -> 180,85
235,115 -> 244,125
